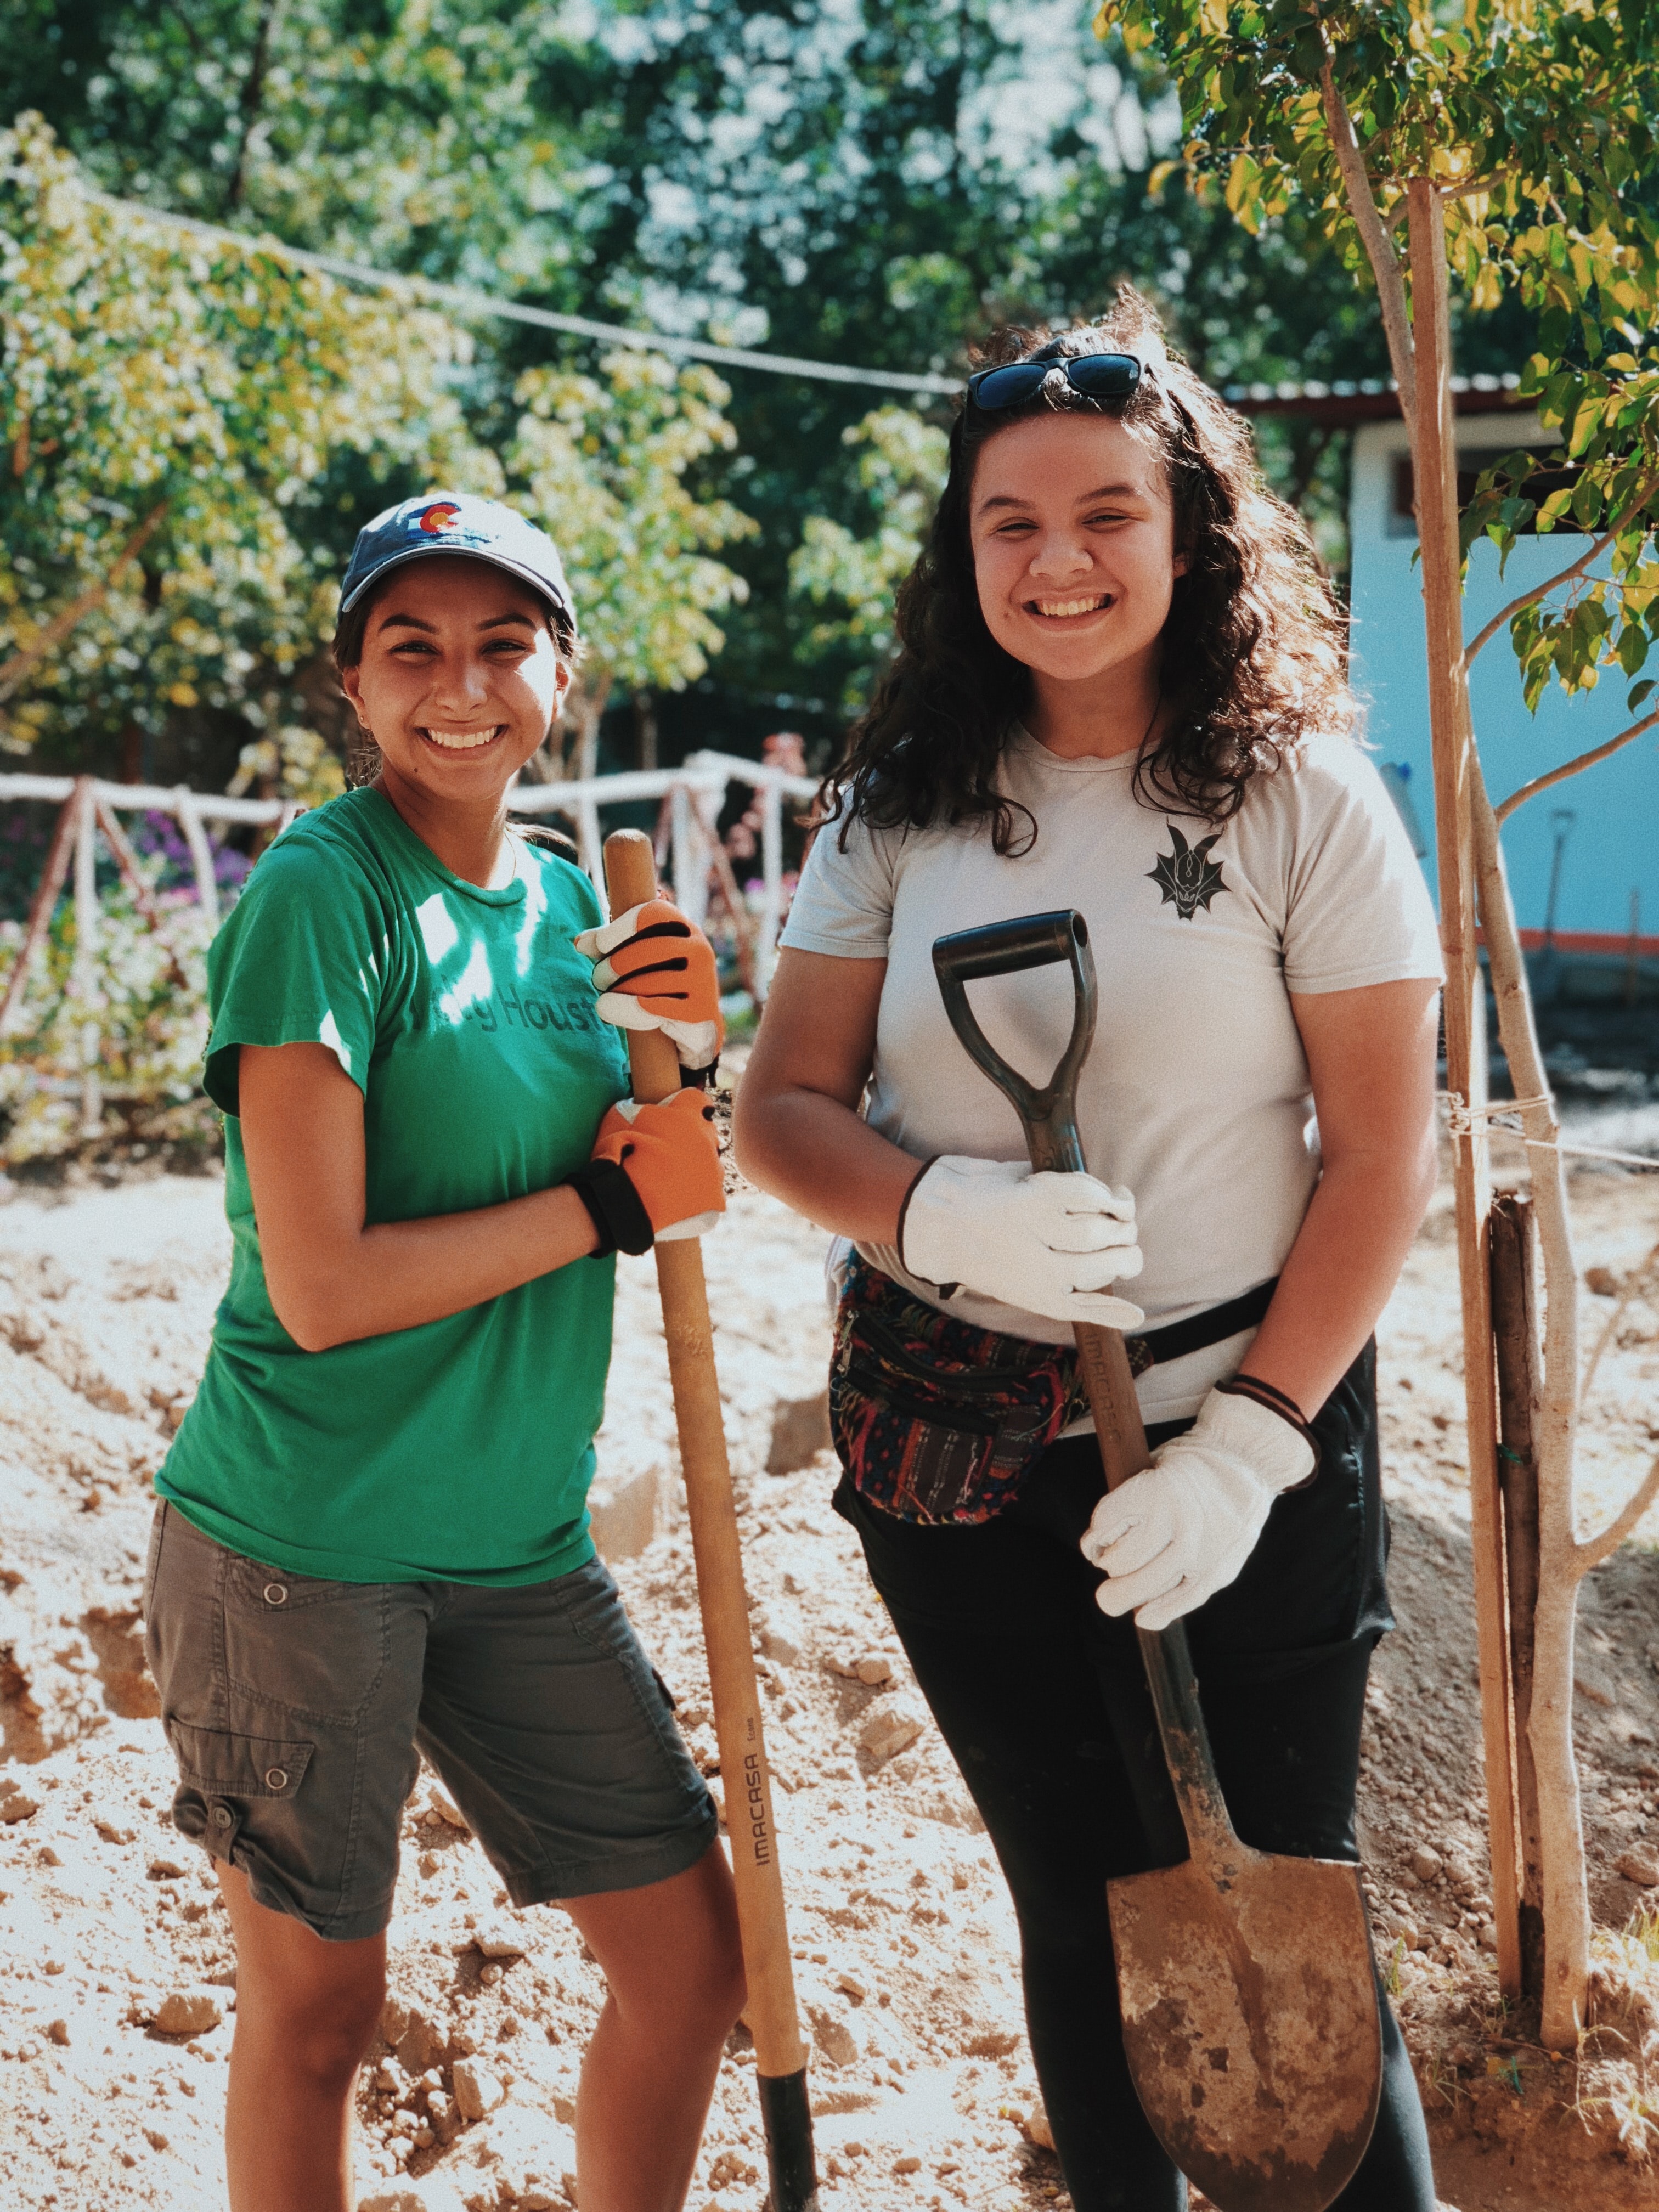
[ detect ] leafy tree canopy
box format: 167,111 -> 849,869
5,0 -> 1549,768
788,405 -> 949,716
0,111 -> 493,763
509,350 -> 757,727
1096,0 -> 1659,733
16,0 -> 601,295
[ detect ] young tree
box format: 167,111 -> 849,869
1097,0 -> 1659,2049
508,349 -> 757,777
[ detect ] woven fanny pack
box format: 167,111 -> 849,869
829,1252 -> 1278,1527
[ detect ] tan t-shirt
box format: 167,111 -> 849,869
780,729 -> 1443,1421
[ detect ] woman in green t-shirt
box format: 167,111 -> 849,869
145,494 -> 741,2212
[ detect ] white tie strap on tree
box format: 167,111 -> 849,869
1442,1089 -> 1659,1173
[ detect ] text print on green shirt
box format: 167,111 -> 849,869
159,788 -> 630,1586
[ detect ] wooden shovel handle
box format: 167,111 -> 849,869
601,831 -> 809,2089
1073,1322 -> 1152,1491
1073,1318 -> 1238,1858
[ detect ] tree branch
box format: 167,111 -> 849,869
1321,57 -> 1415,436
1440,171 -> 1516,203
161,0 -> 203,57
1576,1448 -> 1659,1573
226,0 -> 283,213
1494,706 -> 1659,825
0,503 -> 168,707
92,798 -> 192,993
1464,471 -> 1659,671
1581,1237 -> 1659,1405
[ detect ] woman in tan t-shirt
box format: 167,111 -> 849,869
735,295 -> 1442,2210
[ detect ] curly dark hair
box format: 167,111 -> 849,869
823,289 -> 1353,853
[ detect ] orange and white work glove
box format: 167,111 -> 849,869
565,1090 -> 725,1256
1080,1382 -> 1319,1630
573,900 -> 723,1076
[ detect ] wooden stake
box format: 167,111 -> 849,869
173,787 -> 220,928
70,776 -> 103,1139
0,788 -> 79,1035
93,797 -> 191,992
1491,1192 -> 1545,1997
1406,179 -> 1520,1996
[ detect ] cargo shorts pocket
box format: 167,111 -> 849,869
168,1723 -> 314,1856
221,1556 -> 390,1726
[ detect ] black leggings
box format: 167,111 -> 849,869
834,1344 -> 1436,2212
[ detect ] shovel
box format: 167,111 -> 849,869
933,909 -> 1382,2212
604,830 -> 819,2212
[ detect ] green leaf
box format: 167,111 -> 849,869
1628,679 -> 1656,713
1571,472 -> 1604,529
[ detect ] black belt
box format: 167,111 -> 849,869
1124,1278 -> 1278,1378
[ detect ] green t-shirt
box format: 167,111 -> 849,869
159,788 -> 630,1584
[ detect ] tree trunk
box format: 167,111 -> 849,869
226,0 -> 283,211
564,672 -> 611,786
1323,82 -> 1605,2056
634,689 -> 659,772
1404,181 -> 1521,1998
1491,1192 -> 1545,1997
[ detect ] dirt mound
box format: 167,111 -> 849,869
1,1161 -> 1656,2211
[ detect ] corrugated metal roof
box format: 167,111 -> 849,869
1225,371 -> 1526,421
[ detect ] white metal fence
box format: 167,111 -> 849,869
0,748 -> 820,1136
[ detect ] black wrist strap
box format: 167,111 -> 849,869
678,1056 -> 719,1091
895,1156 -> 959,1298
566,1159 -> 654,1257
1215,1374 -> 1322,1487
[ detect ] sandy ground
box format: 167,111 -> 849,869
0,1148 -> 1656,2212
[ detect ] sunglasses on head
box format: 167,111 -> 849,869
965,350 -> 1148,414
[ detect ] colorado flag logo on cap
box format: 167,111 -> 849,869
341,490 -> 577,631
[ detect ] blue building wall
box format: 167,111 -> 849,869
1346,414 -> 1656,949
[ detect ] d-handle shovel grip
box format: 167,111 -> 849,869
930,911 -> 1141,1489
931,911 -> 1097,1174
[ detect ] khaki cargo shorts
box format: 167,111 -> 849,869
144,1502 -> 716,1942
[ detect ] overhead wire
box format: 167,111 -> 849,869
77,187 -> 962,399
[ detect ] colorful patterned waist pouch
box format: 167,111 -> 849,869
830,1253 -> 1087,1526
830,1253 -> 1280,1528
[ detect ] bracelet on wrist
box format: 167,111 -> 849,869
1215,1373 -> 1322,1486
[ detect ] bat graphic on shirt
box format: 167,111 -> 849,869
1148,825 -> 1228,921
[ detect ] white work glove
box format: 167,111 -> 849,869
899,1155 -> 1144,1329
1080,1386 -> 1316,1632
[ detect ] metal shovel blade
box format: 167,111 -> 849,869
1107,1845 -> 1381,2212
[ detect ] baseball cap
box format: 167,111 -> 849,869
340,493 -> 578,633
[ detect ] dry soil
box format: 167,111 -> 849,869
0,1147 -> 1656,2212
